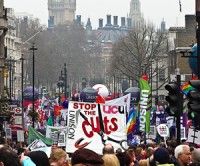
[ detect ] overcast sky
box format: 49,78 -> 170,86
5,0 -> 195,29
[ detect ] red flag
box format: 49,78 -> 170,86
54,105 -> 62,116
61,94 -> 66,102
142,74 -> 148,81
96,95 -> 105,104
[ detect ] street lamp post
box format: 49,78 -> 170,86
196,0 -> 200,79
12,65 -> 15,99
113,75 -> 116,98
30,43 -> 37,128
8,58 -> 16,100
150,60 -> 153,105
57,82 -> 61,105
64,63 -> 67,99
156,58 -> 159,105
9,57 -> 12,100
57,80 -> 63,105
60,70 -> 64,93
175,68 -> 182,144
20,54 -> 25,130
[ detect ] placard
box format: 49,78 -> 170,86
15,116 -> 23,125
46,125 -> 67,147
5,128 -> 12,139
147,126 -> 156,139
17,130 -> 24,142
66,101 -> 127,154
187,127 -> 200,144
157,124 -> 169,137
28,139 -> 47,150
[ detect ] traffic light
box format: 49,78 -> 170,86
165,82 -> 182,116
187,80 -> 200,129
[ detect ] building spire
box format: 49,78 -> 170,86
129,0 -> 144,29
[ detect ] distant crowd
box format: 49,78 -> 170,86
0,139 -> 200,166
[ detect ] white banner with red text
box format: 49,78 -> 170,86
66,101 -> 127,154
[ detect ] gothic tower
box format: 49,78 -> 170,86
48,0 -> 76,27
129,0 -> 144,29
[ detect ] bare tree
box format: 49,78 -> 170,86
15,17 -> 44,87
29,21 -> 102,91
110,24 -> 169,85
84,31 -> 103,86
16,17 -> 104,92
34,22 -> 89,89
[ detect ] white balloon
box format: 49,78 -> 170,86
92,84 -> 109,98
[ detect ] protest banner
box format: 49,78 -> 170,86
139,76 -> 151,133
157,124 -> 169,138
17,130 -> 24,142
157,124 -> 169,147
46,125 -> 67,147
105,93 -> 131,112
147,126 -> 156,139
31,147 -> 51,158
66,101 -> 127,154
28,126 -> 53,145
5,128 -> 12,139
28,139 -> 47,151
187,127 -> 200,144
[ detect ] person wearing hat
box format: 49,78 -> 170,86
71,148 -> 104,166
27,151 -> 50,166
153,147 -> 174,166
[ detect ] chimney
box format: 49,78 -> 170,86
99,18 -> 103,28
106,14 -> 112,26
86,18 -> 92,31
121,17 -> 126,27
127,18 -> 132,28
113,16 -> 119,27
76,15 -> 81,24
185,15 -> 195,33
48,16 -> 54,28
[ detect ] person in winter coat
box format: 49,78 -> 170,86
153,147 -> 174,166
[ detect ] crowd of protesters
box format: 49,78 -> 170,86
0,139 -> 200,166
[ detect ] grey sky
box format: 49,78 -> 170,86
5,0 -> 195,29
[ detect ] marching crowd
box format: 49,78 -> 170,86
0,139 -> 200,166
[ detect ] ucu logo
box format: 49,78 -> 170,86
102,105 -> 125,114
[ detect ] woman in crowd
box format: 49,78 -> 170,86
102,154 -> 120,166
49,148 -> 70,166
27,151 -> 50,166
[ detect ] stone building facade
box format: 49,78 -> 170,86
0,0 -> 8,97
48,0 -> 76,27
168,15 -> 196,81
129,0 -> 144,29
